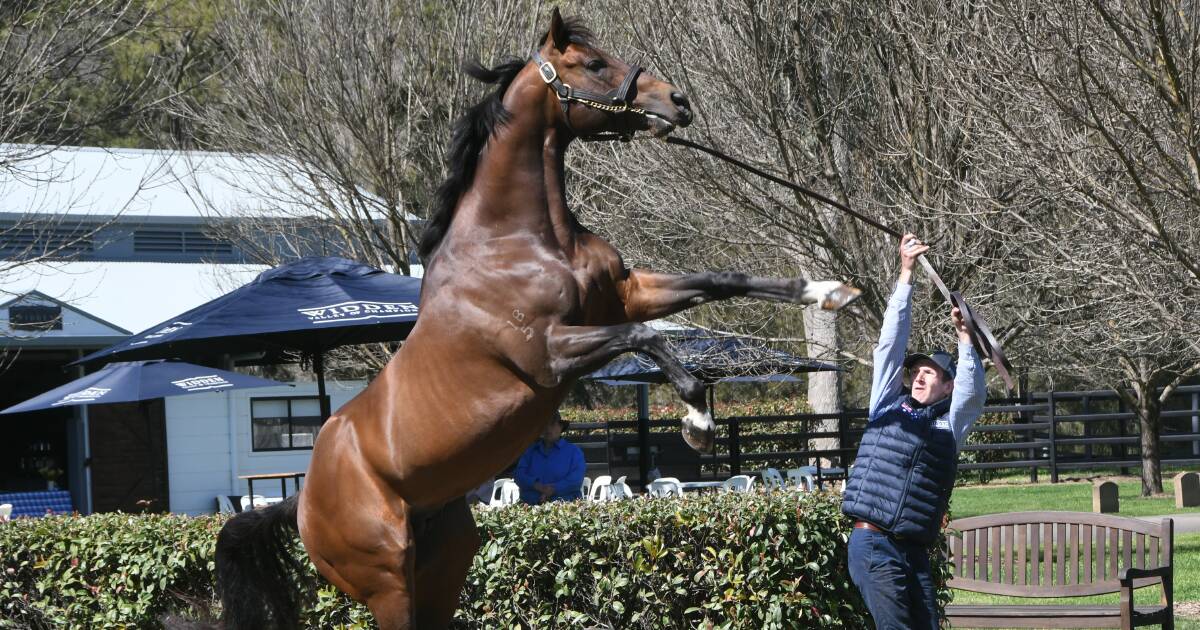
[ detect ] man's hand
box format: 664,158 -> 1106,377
534,482 -> 554,502
951,306 -> 972,344
898,233 -> 930,285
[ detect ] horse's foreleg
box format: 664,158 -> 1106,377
620,269 -> 860,321
547,322 -> 715,452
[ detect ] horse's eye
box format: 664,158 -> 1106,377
585,59 -> 606,72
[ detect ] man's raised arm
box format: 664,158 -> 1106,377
869,234 -> 930,418
949,308 -> 987,447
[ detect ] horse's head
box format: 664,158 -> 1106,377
534,8 -> 692,140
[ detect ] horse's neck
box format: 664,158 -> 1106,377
465,76 -> 577,254
538,132 -> 576,253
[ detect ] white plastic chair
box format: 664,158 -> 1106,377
609,475 -> 633,500
215,495 -> 237,514
489,477 -> 513,503
239,494 -> 268,511
581,476 -> 592,500
0,503 -> 12,522
722,475 -> 754,493
760,467 -> 785,490
647,477 -> 683,498
588,475 -> 612,502
801,464 -> 848,492
488,478 -> 520,508
786,467 -> 817,491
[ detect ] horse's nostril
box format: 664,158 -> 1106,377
670,91 -> 691,111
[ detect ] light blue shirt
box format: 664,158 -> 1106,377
868,282 -> 986,448
514,438 -> 585,505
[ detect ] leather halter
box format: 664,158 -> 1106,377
532,51 -> 644,142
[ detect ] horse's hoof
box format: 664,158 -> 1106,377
813,282 -> 861,311
681,405 -> 716,454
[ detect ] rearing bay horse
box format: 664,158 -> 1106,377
215,9 -> 859,629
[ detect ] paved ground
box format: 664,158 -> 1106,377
1139,512 -> 1200,533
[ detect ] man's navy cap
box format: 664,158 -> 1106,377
904,350 -> 956,380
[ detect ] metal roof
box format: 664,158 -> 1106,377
2,261 -> 268,340
0,144 -> 411,222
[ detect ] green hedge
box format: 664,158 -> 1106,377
1,491 -> 950,629
0,513 -> 222,628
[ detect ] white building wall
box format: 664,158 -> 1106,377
165,379 -> 367,515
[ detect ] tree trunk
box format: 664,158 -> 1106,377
804,307 -> 842,467
1134,395 -> 1164,496
1120,361 -> 1167,497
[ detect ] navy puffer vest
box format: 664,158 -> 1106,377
842,394 -> 957,545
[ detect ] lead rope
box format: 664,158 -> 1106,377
661,135 -> 1015,392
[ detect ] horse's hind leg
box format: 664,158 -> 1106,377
310,516 -> 417,630
300,475 -> 418,629
413,498 -> 480,629
305,515 -> 417,629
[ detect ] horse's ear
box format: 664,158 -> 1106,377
546,7 -> 569,52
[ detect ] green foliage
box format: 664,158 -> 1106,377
1,491 -> 951,629
5,0 -> 227,149
456,491 -> 874,629
0,513 -> 221,629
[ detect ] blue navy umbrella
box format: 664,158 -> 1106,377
1,360 -> 289,414
587,328 -> 841,385
73,257 -> 422,418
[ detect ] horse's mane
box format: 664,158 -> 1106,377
417,18 -> 596,263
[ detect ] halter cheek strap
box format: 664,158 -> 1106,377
532,51 -> 645,142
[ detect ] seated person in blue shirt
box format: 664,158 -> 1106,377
515,412 -> 586,505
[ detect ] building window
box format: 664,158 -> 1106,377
0,225 -> 95,258
134,228 -> 233,256
250,397 -> 325,451
8,304 -> 63,331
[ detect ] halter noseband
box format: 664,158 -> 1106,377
532,51 -> 644,142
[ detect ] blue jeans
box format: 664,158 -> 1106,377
847,527 -> 938,630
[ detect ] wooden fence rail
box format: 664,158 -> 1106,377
585,384 -> 1200,489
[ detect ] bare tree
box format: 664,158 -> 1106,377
570,0 -> 1030,465
171,0 -> 547,274
592,0 -> 1200,494
1,0 -> 156,352
155,0 -> 1198,501
951,0 -> 1200,495
1,0 -> 154,269
172,0 -> 548,372
0,1 -> 154,158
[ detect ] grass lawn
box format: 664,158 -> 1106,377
948,476 -> 1200,628
952,478 -> 1196,519
960,464 -> 1200,488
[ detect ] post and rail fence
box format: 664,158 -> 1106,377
575,385 -> 1200,490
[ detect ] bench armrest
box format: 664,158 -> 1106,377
1119,564 -> 1173,616
1117,566 -> 1170,583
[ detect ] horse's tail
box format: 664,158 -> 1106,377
215,494 -> 304,630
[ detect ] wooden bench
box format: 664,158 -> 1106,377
945,512 -> 1174,629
